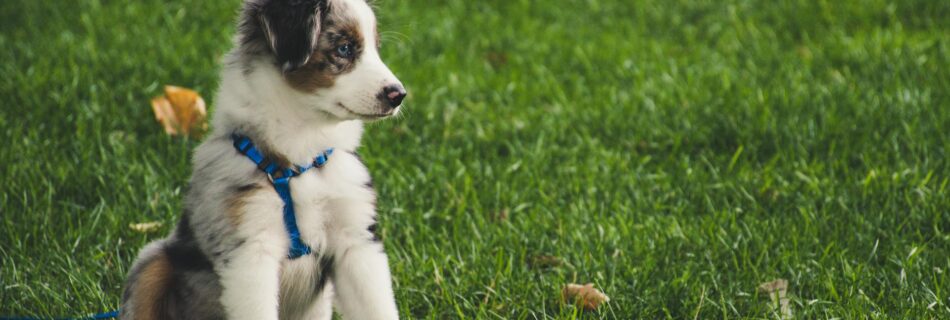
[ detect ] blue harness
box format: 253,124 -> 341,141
231,134 -> 334,259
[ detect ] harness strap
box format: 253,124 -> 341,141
231,134 -> 333,259
272,175 -> 310,258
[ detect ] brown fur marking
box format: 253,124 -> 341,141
286,10 -> 364,92
226,184 -> 263,226
132,252 -> 173,320
256,143 -> 294,170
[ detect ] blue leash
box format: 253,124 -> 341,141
0,310 -> 118,320
232,133 -> 333,259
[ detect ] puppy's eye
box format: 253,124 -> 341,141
336,44 -> 354,58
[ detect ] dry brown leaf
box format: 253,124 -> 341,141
757,279 -> 792,318
562,283 -> 609,311
164,85 -> 206,133
129,221 -> 164,233
150,85 -> 207,138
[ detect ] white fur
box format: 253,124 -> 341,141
312,0 -> 402,119
202,0 -> 401,319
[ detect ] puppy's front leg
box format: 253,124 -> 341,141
332,240 -> 399,320
218,241 -> 283,320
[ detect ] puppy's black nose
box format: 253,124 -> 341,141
381,84 -> 407,109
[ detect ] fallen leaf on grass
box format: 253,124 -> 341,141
562,283 -> 609,311
757,279 -> 792,318
150,85 -> 207,138
129,221 -> 163,233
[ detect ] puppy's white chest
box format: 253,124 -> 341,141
288,152 -> 376,249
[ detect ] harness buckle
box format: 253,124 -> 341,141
267,168 -> 299,185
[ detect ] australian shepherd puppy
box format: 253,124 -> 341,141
120,0 -> 405,319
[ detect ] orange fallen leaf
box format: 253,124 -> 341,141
150,85 -> 207,138
562,283 -> 609,311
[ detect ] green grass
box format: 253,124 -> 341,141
2,0 -> 949,318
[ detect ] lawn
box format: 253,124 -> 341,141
2,0 -> 949,318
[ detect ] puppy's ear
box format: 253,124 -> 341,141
256,0 -> 327,72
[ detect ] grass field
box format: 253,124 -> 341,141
2,0 -> 950,318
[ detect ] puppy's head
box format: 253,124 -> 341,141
241,0 -> 405,120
